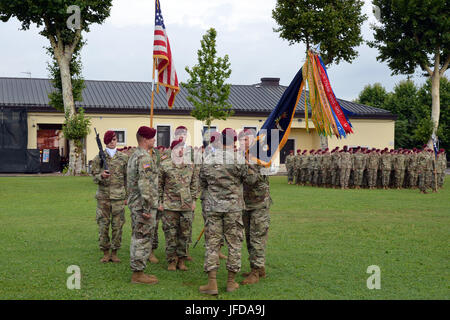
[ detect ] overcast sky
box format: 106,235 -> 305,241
0,0 -> 435,101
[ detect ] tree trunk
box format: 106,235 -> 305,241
58,53 -> 83,175
428,71 -> 440,148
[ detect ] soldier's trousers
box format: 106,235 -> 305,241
204,211 -> 244,273
331,170 -> 339,186
381,170 -> 390,187
162,210 -> 193,262
321,169 -> 329,185
408,171 -> 418,188
96,199 -> 125,251
287,168 -> 294,182
202,205 -> 225,248
301,168 -> 308,184
438,173 -> 445,188
353,169 -> 364,187
367,169 -> 377,188
312,169 -> 320,185
339,168 -> 351,188
418,171 -> 432,192
306,169 -> 313,184
394,170 -> 405,188
152,210 -> 163,250
130,208 -> 157,272
295,169 -> 301,185
242,208 -> 270,269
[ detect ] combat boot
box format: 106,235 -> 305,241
100,250 -> 110,263
199,270 -> 218,295
167,258 -> 177,271
110,250 -> 121,263
242,268 -> 261,285
148,252 -> 159,264
242,266 -> 266,278
131,271 -> 158,285
177,258 -> 188,271
226,271 -> 239,292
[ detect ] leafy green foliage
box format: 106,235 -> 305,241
355,83 -> 389,109
184,28 -> 233,128
47,40 -> 85,112
62,107 -> 91,149
272,0 -> 367,65
0,0 -> 113,47
369,0 -> 449,76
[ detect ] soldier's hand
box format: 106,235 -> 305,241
191,202 -> 196,211
158,205 -> 163,211
142,212 -> 152,220
101,170 -> 110,179
124,200 -> 128,205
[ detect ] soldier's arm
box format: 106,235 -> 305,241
91,156 -> 105,185
158,165 -> 165,206
123,154 -> 129,198
190,165 -> 200,202
137,156 -> 152,212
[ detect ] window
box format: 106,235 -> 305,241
157,125 -> 171,148
111,129 -> 126,145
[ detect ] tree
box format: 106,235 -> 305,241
272,0 -> 367,148
272,0 -> 367,66
0,0 -> 112,175
369,0 -> 450,147
184,28 -> 233,133
355,83 -> 389,109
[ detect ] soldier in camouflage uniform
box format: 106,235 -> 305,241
91,131 -> 128,263
408,148 -> 419,188
306,149 -> 315,185
339,146 -> 352,189
330,147 -> 340,188
436,149 -> 447,188
300,150 -> 308,185
285,150 -> 295,184
367,148 -> 379,189
312,150 -> 321,187
321,148 -> 331,187
380,148 -> 392,189
294,149 -> 302,185
393,149 -> 406,189
352,147 -> 366,189
127,126 -> 159,285
158,139 -> 198,271
199,128 -> 256,295
239,130 -> 272,285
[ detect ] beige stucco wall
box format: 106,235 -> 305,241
27,112 -> 395,167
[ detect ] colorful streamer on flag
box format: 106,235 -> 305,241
250,50 -> 354,167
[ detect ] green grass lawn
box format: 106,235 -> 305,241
0,176 -> 449,300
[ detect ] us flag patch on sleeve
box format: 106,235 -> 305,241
143,163 -> 151,169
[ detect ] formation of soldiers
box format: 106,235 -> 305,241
91,126 -> 271,295
285,146 -> 447,193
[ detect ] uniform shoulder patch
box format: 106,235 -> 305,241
161,155 -> 168,161
143,163 -> 151,169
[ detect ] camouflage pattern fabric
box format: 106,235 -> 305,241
96,199 -> 125,250
152,210 -> 163,250
162,210 -> 193,262
243,208 -> 270,269
129,208 -> 157,272
352,151 -> 366,187
285,154 -> 295,182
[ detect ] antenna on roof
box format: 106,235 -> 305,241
21,72 -> 32,79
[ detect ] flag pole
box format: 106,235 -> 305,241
150,58 -> 156,128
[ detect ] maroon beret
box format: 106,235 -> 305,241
137,126 -> 156,139
175,126 -> 187,135
170,139 -> 184,149
210,131 -> 221,143
104,130 -> 116,145
222,128 -> 237,144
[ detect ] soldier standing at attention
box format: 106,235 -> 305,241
91,131 -> 128,263
199,128 -> 256,295
294,149 -> 302,185
127,126 -> 159,285
330,147 -> 340,189
306,149 -> 315,186
437,149 -> 447,188
300,150 -> 308,185
158,139 -> 198,271
321,148 -> 331,187
352,147 -> 365,189
367,148 -> 379,190
380,148 -> 392,189
285,150 -> 295,184
312,150 -> 321,187
339,146 -> 352,189
240,129 -> 272,285
394,149 -> 406,189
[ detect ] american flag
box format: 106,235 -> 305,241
153,0 -> 179,108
